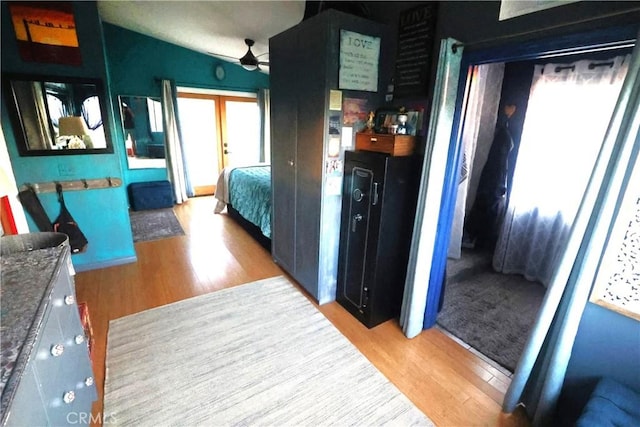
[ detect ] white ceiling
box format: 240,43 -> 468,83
97,1 -> 306,70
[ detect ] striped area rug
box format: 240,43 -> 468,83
103,276 -> 432,426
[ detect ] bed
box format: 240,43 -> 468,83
214,164 -> 271,250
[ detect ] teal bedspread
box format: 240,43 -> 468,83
229,166 -> 271,238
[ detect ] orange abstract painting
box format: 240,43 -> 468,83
9,2 -> 81,65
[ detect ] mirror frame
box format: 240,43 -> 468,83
3,73 -> 114,156
118,95 -> 167,169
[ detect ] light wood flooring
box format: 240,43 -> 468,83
75,196 -> 527,426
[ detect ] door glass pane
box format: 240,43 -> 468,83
177,97 -> 219,188
225,100 -> 260,166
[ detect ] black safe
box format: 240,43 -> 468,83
336,150 -> 420,328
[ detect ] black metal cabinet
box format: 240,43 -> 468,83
337,150 -> 419,328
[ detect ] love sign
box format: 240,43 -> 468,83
339,30 -> 381,92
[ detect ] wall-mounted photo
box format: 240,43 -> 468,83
8,1 -> 81,66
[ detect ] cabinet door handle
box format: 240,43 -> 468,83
288,160 -> 294,167
352,214 -> 363,232
64,295 -> 75,305
372,182 -> 379,205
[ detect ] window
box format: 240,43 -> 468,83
147,98 -> 163,132
81,96 -> 103,130
46,94 -> 66,129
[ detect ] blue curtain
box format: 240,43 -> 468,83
161,79 -> 193,202
503,35 -> 640,426
257,88 -> 270,163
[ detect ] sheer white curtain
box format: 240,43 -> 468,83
493,54 -> 630,286
448,63 -> 504,258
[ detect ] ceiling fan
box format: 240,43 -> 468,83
210,38 -> 269,71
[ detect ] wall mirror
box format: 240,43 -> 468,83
4,74 -> 113,156
118,95 -> 166,169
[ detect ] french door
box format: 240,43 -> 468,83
177,91 -> 259,196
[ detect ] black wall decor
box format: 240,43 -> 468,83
393,3 -> 438,98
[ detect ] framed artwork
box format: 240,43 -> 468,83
339,30 -> 381,92
9,1 -> 82,66
373,108 -> 399,134
394,4 -> 438,98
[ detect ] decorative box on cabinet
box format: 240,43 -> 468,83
336,151 -> 420,328
0,233 -> 97,426
355,132 -> 416,156
270,10 -> 392,304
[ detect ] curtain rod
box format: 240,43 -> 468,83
451,8 -> 640,53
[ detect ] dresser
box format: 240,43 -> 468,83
0,233 -> 96,426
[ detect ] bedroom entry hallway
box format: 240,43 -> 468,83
75,196 -> 524,427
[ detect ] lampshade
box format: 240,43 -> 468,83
59,116 -> 89,136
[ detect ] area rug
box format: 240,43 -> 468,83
103,276 -> 431,426
438,255 -> 546,372
129,208 -> 185,242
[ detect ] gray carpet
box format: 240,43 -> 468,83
103,276 -> 431,426
129,208 -> 185,242
438,251 -> 546,372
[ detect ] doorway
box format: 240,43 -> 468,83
177,90 -> 260,196
436,47 -> 633,372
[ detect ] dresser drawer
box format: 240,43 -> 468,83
355,133 -> 416,156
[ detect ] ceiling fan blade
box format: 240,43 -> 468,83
208,52 -> 239,62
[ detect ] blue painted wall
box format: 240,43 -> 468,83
1,2 -> 136,271
558,303 -> 640,423
102,23 -> 270,187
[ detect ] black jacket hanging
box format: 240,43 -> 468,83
53,184 -> 88,253
17,186 -> 53,232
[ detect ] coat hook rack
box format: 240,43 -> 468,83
20,177 -> 122,194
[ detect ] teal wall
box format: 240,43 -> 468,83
102,23 -> 270,186
1,1 -> 136,271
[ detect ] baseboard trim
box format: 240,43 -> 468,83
74,255 -> 137,273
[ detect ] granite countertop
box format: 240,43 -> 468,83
0,245 -> 66,418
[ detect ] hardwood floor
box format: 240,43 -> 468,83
75,196 -> 525,426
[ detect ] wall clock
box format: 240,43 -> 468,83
215,64 -> 225,81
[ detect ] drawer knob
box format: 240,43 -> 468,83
75,334 -> 85,345
51,344 -> 65,357
64,295 -> 75,305
63,391 -> 75,404
85,377 -> 94,386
